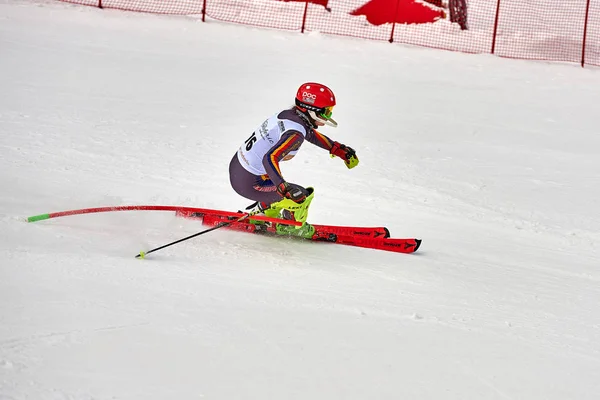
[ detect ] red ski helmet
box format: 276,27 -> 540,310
295,83 -> 338,127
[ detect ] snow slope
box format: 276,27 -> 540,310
1,1 -> 599,399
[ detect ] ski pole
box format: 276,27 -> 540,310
136,211 -> 258,259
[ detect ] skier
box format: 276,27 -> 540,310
229,82 -> 359,238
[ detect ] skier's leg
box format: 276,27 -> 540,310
229,155 -> 281,218
229,155 -> 281,203
230,155 -> 314,238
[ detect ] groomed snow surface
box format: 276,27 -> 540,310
1,1 -> 599,399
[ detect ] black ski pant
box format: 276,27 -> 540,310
229,154 -> 282,204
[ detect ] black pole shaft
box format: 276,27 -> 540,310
135,212 -> 252,258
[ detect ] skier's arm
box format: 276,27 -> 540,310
306,129 -> 334,151
307,130 -> 359,169
262,131 -> 304,187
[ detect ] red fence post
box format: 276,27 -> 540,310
581,0 -> 591,67
98,0 -> 102,9
201,0 -> 207,22
490,0 -> 501,54
301,0 -> 309,33
388,0 -> 400,43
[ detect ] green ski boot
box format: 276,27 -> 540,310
245,201 -> 281,225
268,187 -> 314,223
275,222 -> 316,239
269,187 -> 316,239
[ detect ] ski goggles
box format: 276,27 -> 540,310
319,106 -> 334,120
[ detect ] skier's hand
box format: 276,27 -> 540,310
330,141 -> 359,169
277,182 -> 309,203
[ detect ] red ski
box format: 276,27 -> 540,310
333,234 -> 421,254
25,204 -> 421,256
178,209 -> 390,239
200,214 -> 421,254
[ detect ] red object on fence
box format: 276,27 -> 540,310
350,0 -> 444,26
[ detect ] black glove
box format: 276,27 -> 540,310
277,182 -> 309,203
330,141 -> 359,169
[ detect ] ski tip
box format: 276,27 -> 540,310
414,239 -> 422,252
383,227 -> 390,238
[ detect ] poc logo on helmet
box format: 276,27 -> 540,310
302,92 -> 316,104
